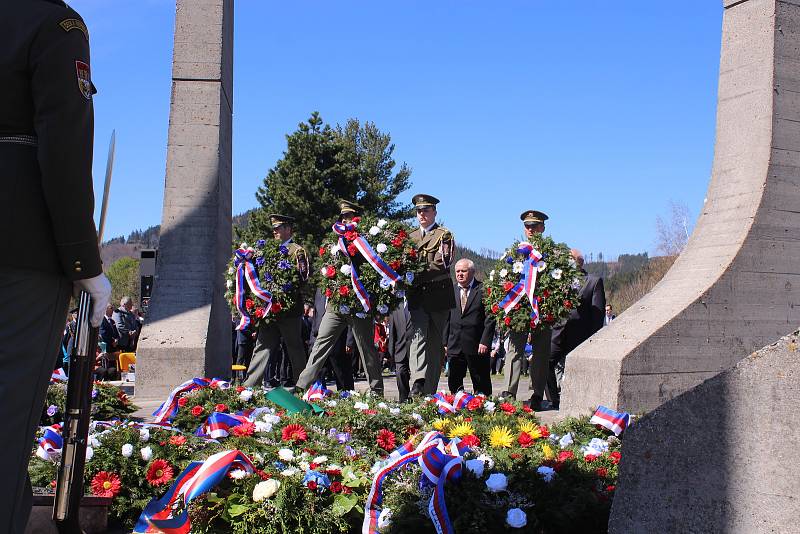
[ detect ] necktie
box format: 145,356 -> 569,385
460,286 -> 468,312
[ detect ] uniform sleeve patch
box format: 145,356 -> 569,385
75,60 -> 92,99
59,18 -> 89,41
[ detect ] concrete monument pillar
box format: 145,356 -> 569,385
136,0 -> 234,398
562,0 -> 800,415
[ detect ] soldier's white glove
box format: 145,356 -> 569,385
73,273 -> 112,327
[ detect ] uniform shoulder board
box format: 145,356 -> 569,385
438,228 -> 453,241
59,18 -> 89,41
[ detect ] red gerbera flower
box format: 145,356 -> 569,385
376,429 -> 396,451
254,307 -> 265,318
518,432 -> 534,448
215,403 -> 228,413
510,453 -> 522,459
326,468 -> 342,476
397,229 -> 407,239
236,386 -> 245,393
389,260 -> 401,270
232,421 -> 255,437
499,402 -> 516,414
460,434 -> 481,447
610,451 -> 621,464
485,286 -> 491,295
347,244 -> 358,256
391,238 -> 403,248
339,285 -> 350,296
564,300 -> 572,309
522,405 -> 533,413
146,459 -> 174,486
606,485 -> 616,492
191,405 -> 204,417
90,471 -> 121,497
281,424 -> 308,442
169,435 -> 187,446
245,298 -> 254,310
344,230 -> 358,241
177,397 -> 188,407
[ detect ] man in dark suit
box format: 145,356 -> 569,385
99,304 -> 120,352
388,301 -> 413,402
548,249 -> 606,408
443,259 -> 495,395
1,2 -> 112,531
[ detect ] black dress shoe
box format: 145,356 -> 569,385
499,391 -> 513,398
526,396 -> 544,411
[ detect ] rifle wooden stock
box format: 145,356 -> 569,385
53,290 -> 98,533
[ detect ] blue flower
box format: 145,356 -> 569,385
379,277 -> 391,290
279,245 -> 289,256
277,260 -> 291,270
344,445 -> 357,458
256,239 -> 266,247
505,256 -> 514,264
339,305 -> 350,315
46,405 -> 57,417
405,272 -> 414,283
255,257 -> 265,266
273,461 -> 286,470
303,470 -> 331,490
336,431 -> 351,444
339,391 -> 351,399
263,272 -> 273,282
282,283 -> 293,292
394,290 -> 405,299
377,304 -> 389,315
91,389 -> 98,399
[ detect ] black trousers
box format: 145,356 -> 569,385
0,267 -> 71,534
447,352 -> 492,396
395,358 -> 411,402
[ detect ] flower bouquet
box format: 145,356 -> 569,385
40,381 -> 137,427
483,234 -> 584,334
225,238 -> 307,329
316,215 -> 425,318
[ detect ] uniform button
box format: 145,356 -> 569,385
75,266 -> 82,273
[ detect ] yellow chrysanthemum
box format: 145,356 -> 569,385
432,418 -> 450,432
518,420 -> 541,439
541,443 -> 555,460
488,425 -> 514,448
448,421 -> 475,439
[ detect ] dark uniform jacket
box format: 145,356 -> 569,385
443,280 -> 495,356
551,271 -> 606,358
406,223 -> 456,311
1,0 -> 101,280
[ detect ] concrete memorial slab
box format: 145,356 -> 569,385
562,0 -> 800,416
608,329 -> 800,532
136,0 -> 234,398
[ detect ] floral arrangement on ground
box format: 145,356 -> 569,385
30,380 -> 623,533
484,235 -> 584,334
225,237 -> 307,328
40,380 -> 137,427
316,215 -> 426,318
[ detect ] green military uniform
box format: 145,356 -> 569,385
406,194 -> 456,395
502,210 -> 551,408
296,201 -> 384,395
1,2 -> 102,531
244,215 -> 310,388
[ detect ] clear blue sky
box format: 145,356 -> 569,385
74,1 -> 722,260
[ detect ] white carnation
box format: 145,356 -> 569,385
499,269 -> 508,278
512,261 -> 524,273
484,401 -> 496,413
121,443 -> 133,458
465,459 -> 485,478
229,469 -> 249,480
253,479 -> 280,501
281,467 -> 299,477
537,261 -> 547,272
389,407 -> 400,415
489,270 -> 495,281
255,421 -> 272,433
326,400 -> 338,407
139,428 -> 150,442
376,243 -> 388,253
486,473 -> 508,492
299,461 -> 310,472
330,243 -> 340,256
506,508 -> 528,528
278,448 -> 294,461
369,226 -> 381,236
354,402 -> 369,410
239,389 -> 253,401
378,402 -> 388,410
340,264 -> 352,276
377,219 -> 388,228
140,446 -> 153,461
312,455 -> 328,464
226,279 -> 233,289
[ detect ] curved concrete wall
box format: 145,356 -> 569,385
562,0 -> 800,415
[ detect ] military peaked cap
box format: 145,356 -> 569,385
269,214 -> 295,228
520,210 -> 549,224
412,193 -> 440,208
339,199 -> 363,216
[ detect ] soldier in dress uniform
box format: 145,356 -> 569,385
1,2 -> 112,531
501,210 -> 551,410
406,194 -> 456,395
296,200 -> 384,395
244,214 -> 310,388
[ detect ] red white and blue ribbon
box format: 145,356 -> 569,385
363,431 -> 469,534
590,405 -> 631,436
36,425 -> 63,460
51,368 -> 68,382
432,391 -> 475,415
233,247 -> 273,330
498,242 -> 543,324
351,235 -> 401,284
195,412 -> 251,439
152,377 -> 230,424
302,380 -> 331,402
332,222 -> 372,312
134,449 -> 255,534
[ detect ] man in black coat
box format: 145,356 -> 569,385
99,304 -> 120,352
443,259 -> 495,395
548,249 -> 606,408
388,301 -> 413,402
1,2 -> 112,531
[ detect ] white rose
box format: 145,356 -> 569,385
139,428 -> 150,442
326,400 -> 338,407
376,243 -> 388,253
389,407 -> 400,415
558,433 -> 573,448
140,446 -> 153,461
85,446 -> 94,461
313,455 -> 328,465
512,261 -> 524,273
369,226 -> 381,236
330,243 -> 340,256
550,269 -> 563,280
281,467 -> 299,477
377,219 -> 388,228
253,479 -> 280,501
412,413 -> 423,422
377,508 -> 393,528
239,389 -> 253,402
263,414 -> 281,425
320,266 -> 329,276
486,473 -> 508,493
255,421 -> 272,433
538,465 -> 556,482
378,402 -> 388,410
240,242 -> 248,249
354,402 -> 369,410
506,508 -> 527,528
537,261 -> 547,272
476,453 -> 495,470
499,269 -> 509,278
278,448 -> 294,461
465,459 -> 485,478
229,469 -> 248,480
121,443 -> 133,458
484,401 -> 496,413
340,264 -> 352,276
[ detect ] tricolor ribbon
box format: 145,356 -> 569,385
332,222 -> 372,312
432,391 -> 476,415
302,380 -> 331,402
233,248 -> 273,330
36,425 -> 63,461
364,431 -> 469,534
590,405 -> 631,436
50,368 -> 68,383
151,377 -> 231,424
498,242 -> 543,325
134,449 -> 255,534
351,235 -> 401,284
195,412 -> 251,439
